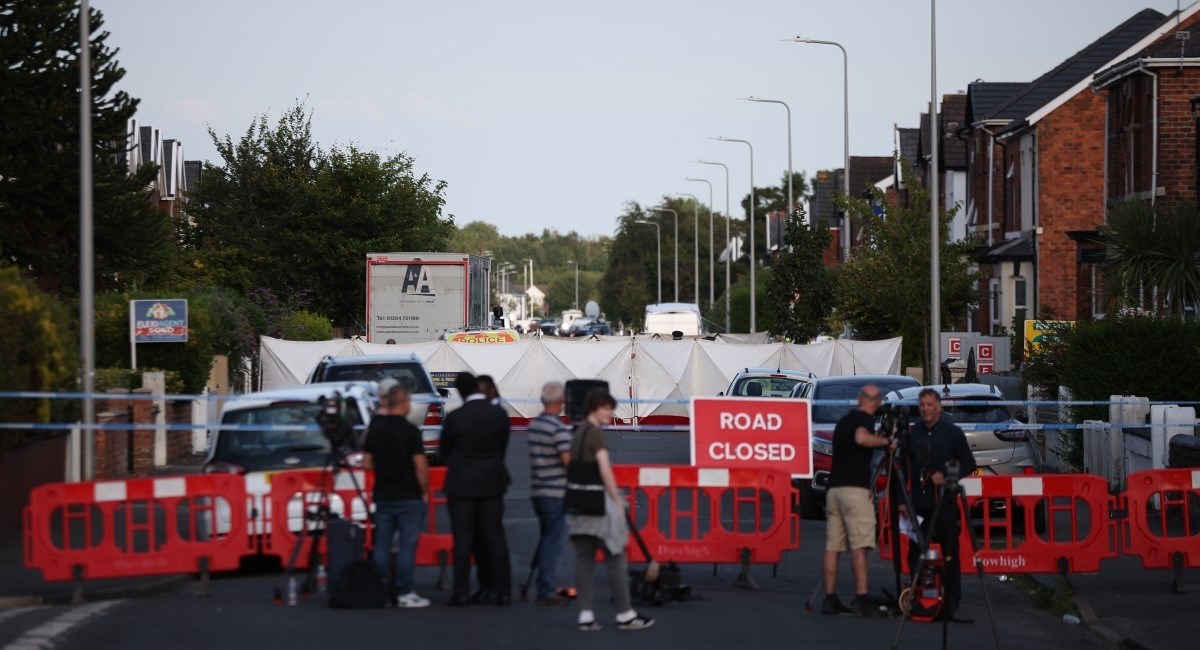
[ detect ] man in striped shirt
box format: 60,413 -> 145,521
527,381 -> 574,606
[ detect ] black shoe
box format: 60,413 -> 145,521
821,593 -> 846,615
445,596 -> 470,607
469,589 -> 498,604
849,594 -> 881,618
616,614 -> 655,631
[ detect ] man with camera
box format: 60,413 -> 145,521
822,385 -> 895,616
900,388 -> 976,618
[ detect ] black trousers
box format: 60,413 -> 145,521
448,495 -> 511,599
908,501 -> 963,612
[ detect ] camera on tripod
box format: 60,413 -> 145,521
877,404 -> 911,440
315,392 -> 354,448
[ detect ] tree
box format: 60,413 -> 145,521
0,0 -> 175,294
601,204 -> 657,327
835,160 -> 978,374
766,209 -> 835,341
184,102 -> 456,326
1099,200 -> 1200,317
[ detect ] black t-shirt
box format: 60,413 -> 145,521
363,415 -> 424,501
827,409 -> 877,489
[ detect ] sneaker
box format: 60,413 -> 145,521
616,614 -> 655,631
396,592 -> 431,608
577,620 -> 601,632
821,593 -> 846,615
849,594 -> 881,618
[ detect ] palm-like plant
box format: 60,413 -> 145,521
1099,201 -> 1200,317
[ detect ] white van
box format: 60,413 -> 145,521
643,303 -> 704,337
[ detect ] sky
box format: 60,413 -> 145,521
97,0 -> 1186,238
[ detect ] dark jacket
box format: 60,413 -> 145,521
441,397 -> 512,498
904,415 -> 976,510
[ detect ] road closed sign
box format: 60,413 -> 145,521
690,397 -> 813,477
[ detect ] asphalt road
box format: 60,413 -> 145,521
0,431 -> 1103,650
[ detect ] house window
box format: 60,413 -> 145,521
1013,276 -> 1027,310
1091,266 -> 1108,319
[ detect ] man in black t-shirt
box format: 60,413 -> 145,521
822,384 -> 894,616
364,384 -> 431,608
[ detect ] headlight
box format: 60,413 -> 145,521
813,439 -> 834,456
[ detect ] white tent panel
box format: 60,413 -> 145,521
832,338 -> 903,375
778,340 -> 838,377
495,342 -> 574,418
259,337 -> 357,391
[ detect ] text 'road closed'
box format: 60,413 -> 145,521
691,397 -> 813,477
709,442 -> 796,462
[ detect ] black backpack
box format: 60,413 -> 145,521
329,559 -> 390,609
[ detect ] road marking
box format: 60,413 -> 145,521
2,600 -> 123,650
0,607 -> 43,626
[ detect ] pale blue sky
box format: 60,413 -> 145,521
98,0 -> 1185,237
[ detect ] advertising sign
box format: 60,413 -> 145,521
977,342 -> 995,361
1023,320 -> 1074,353
978,362 -> 995,375
131,299 -> 188,343
368,258 -> 467,343
948,338 -> 961,356
690,397 -> 813,478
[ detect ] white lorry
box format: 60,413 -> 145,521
366,252 -> 492,343
643,302 -> 704,337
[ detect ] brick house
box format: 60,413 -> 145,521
809,156 -> 893,264
959,8 -> 1167,333
1091,6 -> 1200,308
120,120 -> 200,221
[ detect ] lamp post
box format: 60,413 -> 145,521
739,96 -> 794,241
671,193 -> 700,303
786,37 -> 849,261
633,220 -> 662,304
648,207 -> 679,303
695,159 -> 732,333
684,177 -> 714,310
712,137 -> 756,333
526,258 -> 535,320
929,0 -> 941,380
80,0 -> 96,480
567,259 -> 579,309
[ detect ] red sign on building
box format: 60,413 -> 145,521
690,397 -> 813,477
948,338 -> 962,356
977,342 -> 995,361
978,362 -> 995,375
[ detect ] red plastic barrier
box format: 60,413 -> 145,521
263,467 -> 452,570
1122,469 -> 1200,571
611,465 -> 799,564
879,474 -> 1117,575
24,474 -> 250,581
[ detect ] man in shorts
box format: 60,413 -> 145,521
822,385 -> 894,616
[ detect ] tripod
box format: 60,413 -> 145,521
890,462 -> 1001,650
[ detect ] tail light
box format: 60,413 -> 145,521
203,461 -> 245,475
1023,466 -> 1037,475
993,429 -> 1028,442
424,400 -> 443,427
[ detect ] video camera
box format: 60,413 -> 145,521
315,392 -> 354,448
876,404 -> 911,440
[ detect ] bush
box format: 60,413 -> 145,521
95,290 -> 218,394
277,310 -> 333,341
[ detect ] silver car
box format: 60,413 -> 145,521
721,367 -> 816,398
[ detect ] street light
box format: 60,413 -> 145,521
739,96 -> 794,244
567,259 -> 579,310
711,137 -> 756,333
785,37 -> 849,262
671,193 -> 700,304
526,258 -> 535,319
648,207 -> 679,303
633,220 -> 662,304
695,159 -> 732,333
684,177 -> 714,310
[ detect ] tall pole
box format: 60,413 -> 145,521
930,0 -> 942,379
672,193 -> 700,304
787,38 -> 849,259
696,160 -> 731,333
649,208 -> 678,303
568,260 -> 579,309
713,137 -> 755,333
80,0 -> 96,482
684,177 -> 714,309
740,97 -> 794,237
634,220 -> 662,304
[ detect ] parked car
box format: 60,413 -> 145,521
202,382 -> 378,540
792,374 -> 922,519
722,368 -> 816,398
568,320 -> 613,337
307,354 -> 446,461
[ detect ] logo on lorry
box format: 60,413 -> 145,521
401,265 -> 436,296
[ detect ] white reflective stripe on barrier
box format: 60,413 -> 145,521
333,471 -> 365,491
1012,477 -> 1044,496
1193,471 -> 1200,490
638,468 -> 671,486
960,477 -> 982,497
153,477 -> 187,498
698,468 -> 730,487
94,482 -> 127,502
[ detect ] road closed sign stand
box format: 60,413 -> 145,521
690,397 -> 813,478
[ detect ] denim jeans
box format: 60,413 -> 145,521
372,499 -> 425,595
532,495 -> 566,599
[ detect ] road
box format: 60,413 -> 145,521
0,431 -> 1102,650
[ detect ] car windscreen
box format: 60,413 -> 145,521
216,402 -> 331,459
813,379 -> 919,423
943,399 -> 1011,424
731,376 -> 806,398
322,363 -> 434,393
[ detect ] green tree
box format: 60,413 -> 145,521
0,0 -> 175,294
835,160 -> 978,374
184,102 -> 455,326
278,310 -> 332,341
766,208 -> 835,341
1099,200 -> 1200,317
601,204 -> 658,327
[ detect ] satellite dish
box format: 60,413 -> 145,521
585,301 -> 601,319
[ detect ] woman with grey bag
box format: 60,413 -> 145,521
565,389 -> 654,632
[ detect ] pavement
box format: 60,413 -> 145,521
0,434 -> 1189,649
